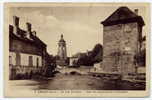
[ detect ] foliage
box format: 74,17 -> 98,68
77,43 -> 103,66
134,49 -> 146,66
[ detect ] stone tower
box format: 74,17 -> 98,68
56,34 -> 67,66
101,7 -> 145,75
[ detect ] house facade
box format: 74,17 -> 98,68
69,57 -> 79,67
9,16 -> 48,79
101,7 -> 145,75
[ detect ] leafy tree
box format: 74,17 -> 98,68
134,49 -> 146,66
90,43 -> 103,63
76,43 -> 103,66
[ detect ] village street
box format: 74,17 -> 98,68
9,73 -> 145,91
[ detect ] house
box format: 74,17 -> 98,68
9,16 -> 48,79
69,57 -> 79,67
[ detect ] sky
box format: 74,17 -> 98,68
8,3 -> 148,57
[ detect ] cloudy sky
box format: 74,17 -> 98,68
8,3 -> 148,57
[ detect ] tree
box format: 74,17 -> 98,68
134,49 -> 146,66
76,43 -> 103,66
90,43 -> 103,63
134,36 -> 146,66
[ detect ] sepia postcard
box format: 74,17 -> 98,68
4,2 -> 150,97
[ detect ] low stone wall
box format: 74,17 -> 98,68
57,66 -> 92,74
9,65 -> 44,80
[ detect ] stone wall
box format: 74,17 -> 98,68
57,66 -> 92,74
103,22 -> 140,74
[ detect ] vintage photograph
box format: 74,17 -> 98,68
4,3 -> 149,97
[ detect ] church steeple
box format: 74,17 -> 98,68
56,34 -> 67,66
59,34 -> 65,42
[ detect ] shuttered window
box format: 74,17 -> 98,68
16,52 -> 21,66
29,56 -> 33,66
36,57 -> 39,67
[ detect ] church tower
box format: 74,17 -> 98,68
56,34 -> 67,66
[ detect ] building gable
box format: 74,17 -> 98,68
101,7 -> 145,26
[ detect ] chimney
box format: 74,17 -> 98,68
13,16 -> 19,34
32,31 -> 36,36
26,22 -> 32,38
26,22 -> 32,33
134,9 -> 138,15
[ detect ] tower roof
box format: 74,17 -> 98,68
101,6 -> 145,26
59,34 -> 65,42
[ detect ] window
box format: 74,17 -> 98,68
124,24 -> 132,33
36,58 -> 39,67
16,52 -> 21,66
9,56 -> 12,65
29,56 -> 33,66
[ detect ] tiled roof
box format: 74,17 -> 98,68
101,6 -> 145,26
9,25 -> 46,47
